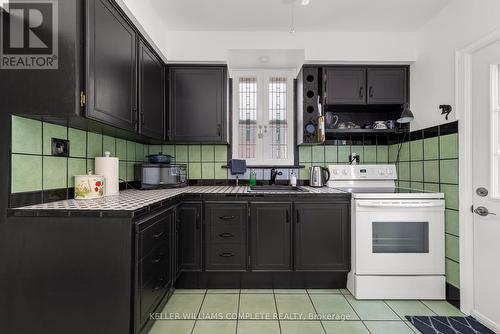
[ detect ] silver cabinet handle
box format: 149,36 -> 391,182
474,206 -> 496,216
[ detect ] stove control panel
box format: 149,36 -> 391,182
328,165 -> 397,180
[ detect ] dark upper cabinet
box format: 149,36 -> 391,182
138,40 -> 165,140
178,202 -> 202,271
323,66 -> 408,106
295,202 -> 350,271
86,0 -> 138,132
250,202 -> 292,271
168,66 -> 227,143
324,67 -> 366,105
366,68 -> 407,104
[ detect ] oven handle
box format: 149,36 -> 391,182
357,201 -> 444,208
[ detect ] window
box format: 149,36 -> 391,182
232,70 -> 294,165
491,64 -> 500,198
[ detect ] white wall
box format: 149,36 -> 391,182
116,0 -> 169,62
410,0 -> 500,130
161,31 -> 416,64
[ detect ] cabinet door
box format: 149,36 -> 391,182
173,211 -> 181,283
87,0 -> 137,131
250,202 -> 292,271
178,202 -> 202,271
295,202 -> 350,271
138,209 -> 173,328
366,68 -> 407,104
324,67 -> 366,105
168,67 -> 227,142
139,40 -> 164,140
205,202 -> 247,271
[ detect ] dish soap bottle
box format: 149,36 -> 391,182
249,169 -> 257,186
290,170 -> 297,187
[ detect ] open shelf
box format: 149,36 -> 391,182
325,128 -> 400,135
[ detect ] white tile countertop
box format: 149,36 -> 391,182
12,186 -> 349,213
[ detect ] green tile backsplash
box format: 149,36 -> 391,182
298,143 -> 391,180
11,116 -> 147,194
11,116 -> 231,196
390,122 -> 460,289
148,144 -> 228,180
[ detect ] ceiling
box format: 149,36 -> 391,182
149,0 -> 451,32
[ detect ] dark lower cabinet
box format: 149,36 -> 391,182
86,0 -> 138,131
205,202 -> 247,271
178,202 -> 203,271
294,202 -> 350,271
136,208 -> 174,333
250,202 -> 292,271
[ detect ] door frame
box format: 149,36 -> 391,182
456,28 -> 500,329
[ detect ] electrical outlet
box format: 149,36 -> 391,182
51,138 -> 69,157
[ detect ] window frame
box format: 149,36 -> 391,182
231,69 -> 295,166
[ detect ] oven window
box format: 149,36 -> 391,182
372,222 -> 429,253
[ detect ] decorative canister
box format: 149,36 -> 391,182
74,170 -> 105,200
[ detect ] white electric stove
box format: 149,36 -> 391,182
327,164 -> 446,300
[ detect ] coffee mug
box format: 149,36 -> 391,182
373,121 -> 388,130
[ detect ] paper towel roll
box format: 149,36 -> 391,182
95,151 -> 119,196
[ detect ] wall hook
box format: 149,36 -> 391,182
439,105 -> 452,120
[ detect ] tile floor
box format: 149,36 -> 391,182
148,288 -> 463,334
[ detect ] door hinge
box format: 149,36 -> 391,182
80,91 -> 86,108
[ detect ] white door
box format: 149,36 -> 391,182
471,38 -> 500,331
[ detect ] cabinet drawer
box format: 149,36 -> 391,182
140,274 -> 169,325
140,219 -> 169,259
206,203 -> 246,243
206,244 -> 246,271
210,224 -> 243,243
141,244 -> 169,289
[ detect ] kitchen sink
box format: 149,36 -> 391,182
247,185 -> 308,193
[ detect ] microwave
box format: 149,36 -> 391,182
136,164 -> 187,189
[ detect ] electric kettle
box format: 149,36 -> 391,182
309,166 -> 330,187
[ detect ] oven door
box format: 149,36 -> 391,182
354,199 -> 445,275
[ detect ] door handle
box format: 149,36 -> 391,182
359,87 -> 364,98
474,206 -> 496,216
369,86 -> 374,97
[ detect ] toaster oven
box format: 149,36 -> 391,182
137,164 -> 187,189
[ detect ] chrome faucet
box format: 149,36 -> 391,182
270,168 -> 283,185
